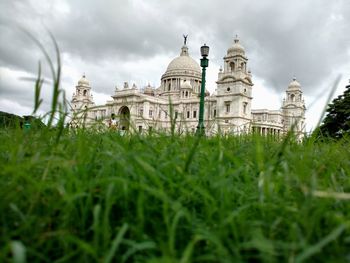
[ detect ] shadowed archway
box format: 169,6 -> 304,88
118,106 -> 130,131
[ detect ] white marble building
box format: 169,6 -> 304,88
70,36 -> 306,136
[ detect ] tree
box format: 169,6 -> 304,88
0,111 -> 45,129
319,82 -> 350,139
0,111 -> 23,128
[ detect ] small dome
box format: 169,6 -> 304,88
144,84 -> 154,95
227,37 -> 245,56
288,77 -> 301,90
181,80 -> 192,90
165,46 -> 201,74
78,75 -> 90,86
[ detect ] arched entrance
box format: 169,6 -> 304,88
118,106 -> 130,131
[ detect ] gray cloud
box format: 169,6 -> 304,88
0,0 -> 349,116
0,70 -> 53,112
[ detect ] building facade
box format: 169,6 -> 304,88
70,37 -> 306,137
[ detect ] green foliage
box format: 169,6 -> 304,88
0,111 -> 45,129
319,83 -> 350,139
0,130 -> 350,262
0,111 -> 23,128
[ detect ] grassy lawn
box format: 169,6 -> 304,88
1,129 -> 349,262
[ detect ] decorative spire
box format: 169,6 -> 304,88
234,34 -> 239,43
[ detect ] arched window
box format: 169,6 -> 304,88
83,90 -> 87,96
290,94 -> 295,102
185,91 -> 188,97
168,83 -> 171,91
241,62 -> 244,71
230,62 -> 235,71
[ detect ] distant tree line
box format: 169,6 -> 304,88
0,111 -> 45,129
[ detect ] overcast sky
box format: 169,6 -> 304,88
0,0 -> 349,131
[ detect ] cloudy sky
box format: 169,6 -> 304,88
0,0 -> 349,131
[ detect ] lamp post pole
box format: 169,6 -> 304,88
197,44 -> 209,136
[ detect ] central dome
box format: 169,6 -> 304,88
164,45 -> 201,75
160,43 -> 202,96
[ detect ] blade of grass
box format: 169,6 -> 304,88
295,224 -> 346,263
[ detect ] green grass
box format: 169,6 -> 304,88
1,129 -> 350,262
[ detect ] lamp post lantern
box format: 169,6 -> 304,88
197,44 -> 209,135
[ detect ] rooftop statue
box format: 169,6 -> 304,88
183,34 -> 188,45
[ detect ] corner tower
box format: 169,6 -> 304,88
71,75 -> 95,111
282,77 -> 306,136
70,75 -> 95,126
216,36 -> 253,133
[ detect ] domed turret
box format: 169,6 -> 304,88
227,36 -> 245,56
71,74 -> 95,116
78,74 -> 90,87
144,83 -> 155,96
180,79 -> 192,90
282,77 -> 306,138
287,77 -> 302,91
180,79 -> 193,98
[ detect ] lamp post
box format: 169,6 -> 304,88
197,44 -> 209,135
